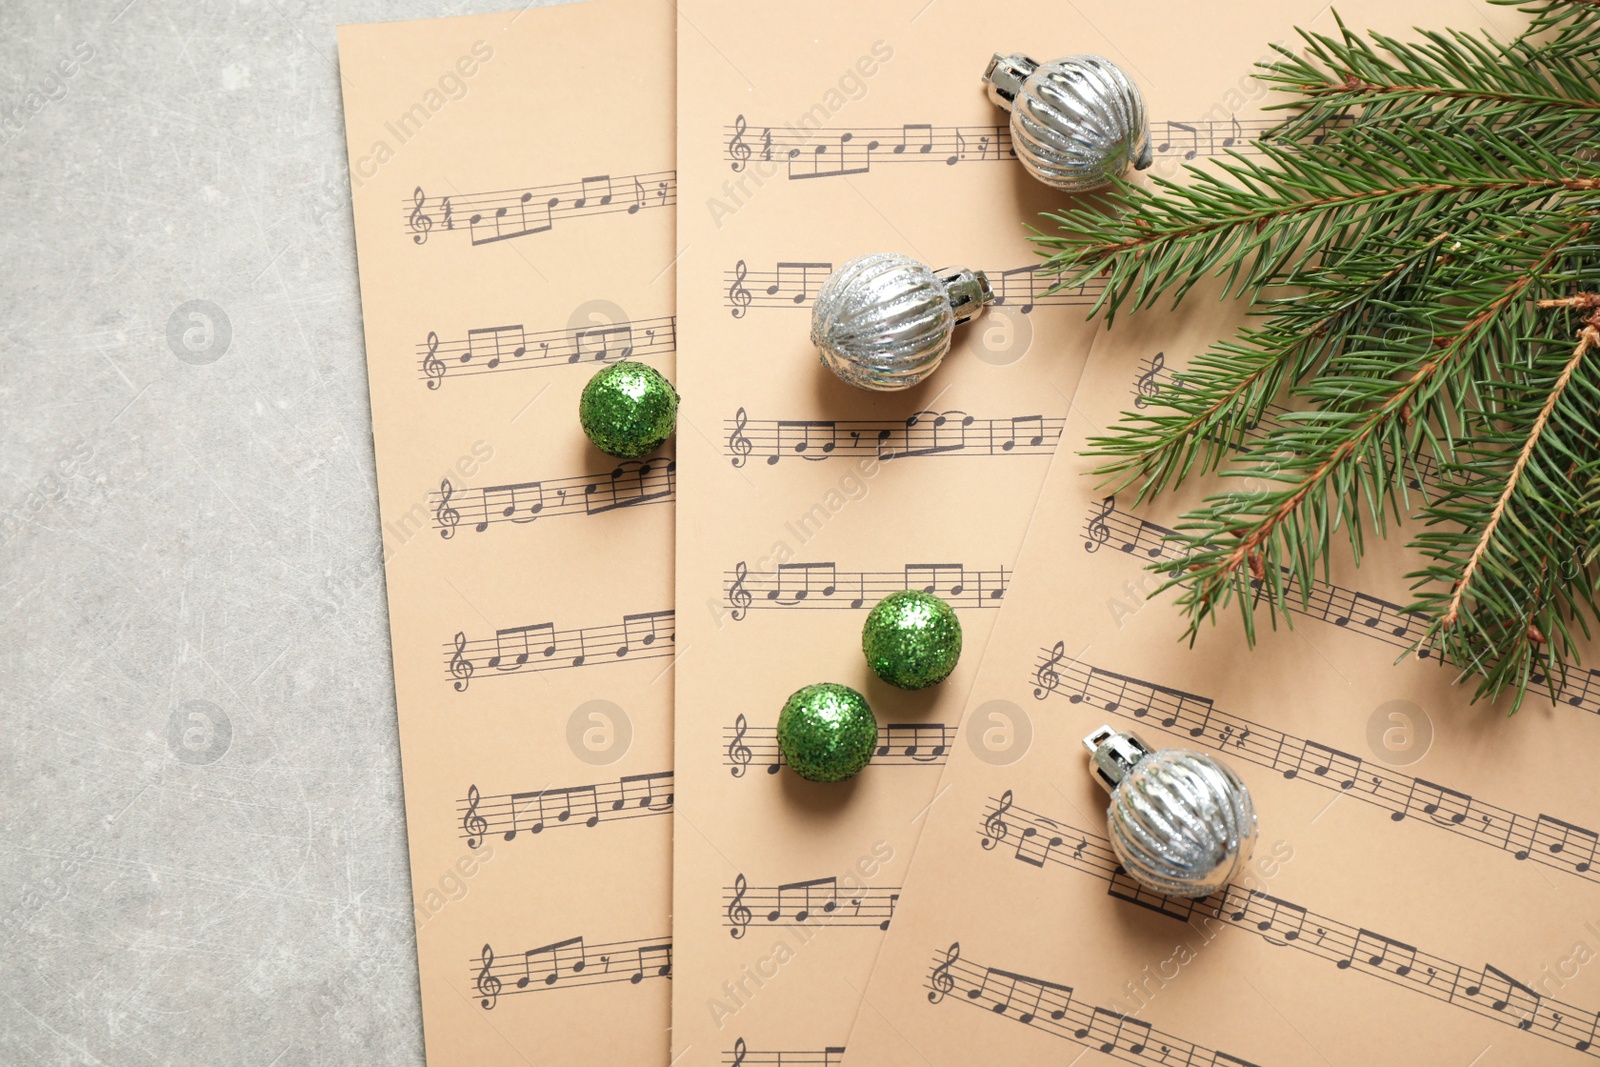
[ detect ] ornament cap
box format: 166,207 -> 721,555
1083,724 -> 1154,793
983,52 -> 1039,111
937,266 -> 994,326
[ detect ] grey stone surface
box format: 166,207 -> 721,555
0,2 -> 555,1062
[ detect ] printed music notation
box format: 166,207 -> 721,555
405,171 -> 675,246
725,561 -> 1006,617
725,408 -> 1061,466
725,259 -> 1101,315
417,315 -> 675,388
977,791 -> 1600,1056
724,114 -> 1342,179
1126,354 -> 1443,491
925,940 -> 1264,1067
433,459 -> 673,536
724,714 -> 952,776
724,1040 -> 845,1066
446,609 -> 674,691
1030,648 -> 1600,885
1081,495 -> 1600,710
724,874 -> 900,936
1081,496 -> 1436,657
472,934 -> 671,1010
457,772 -> 672,847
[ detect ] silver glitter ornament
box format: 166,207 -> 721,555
984,53 -> 1151,192
810,253 -> 994,391
1084,725 -> 1257,899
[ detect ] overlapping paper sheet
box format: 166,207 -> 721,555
338,4 -> 675,1062
839,5 -> 1600,1064
665,1 -> 1340,1060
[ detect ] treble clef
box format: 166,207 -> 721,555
728,713 -> 753,777
729,114 -> 752,172
730,1038 -> 747,1067
1033,641 -> 1066,700
1133,352 -> 1165,408
476,944 -> 501,1010
728,260 -> 753,319
728,408 -> 754,468
928,941 -> 961,1004
729,561 -> 753,621
437,477 -> 461,539
1085,495 -> 1115,553
423,330 -> 446,390
727,873 -> 753,938
409,186 -> 433,245
450,631 -> 474,693
462,784 -> 488,848
981,789 -> 1013,850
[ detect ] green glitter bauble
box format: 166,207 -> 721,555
776,683 -> 877,783
861,590 -> 962,689
579,361 -> 679,458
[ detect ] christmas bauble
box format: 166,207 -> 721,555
579,361 -> 679,458
810,253 -> 994,391
1084,725 -> 1257,898
861,591 -> 962,690
777,683 -> 877,782
984,53 -> 1151,192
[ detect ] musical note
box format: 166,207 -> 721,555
1342,928 -> 1418,977
728,408 -> 754,467
1532,814 -> 1599,872
618,610 -> 673,657
982,790 -> 1013,850
630,942 -> 671,983
728,260 -> 753,319
450,632 -> 473,692
765,261 -> 829,304
879,722 -> 952,762
1033,641 -> 1066,699
729,115 -> 752,171
1085,496 -> 1114,553
1465,963 -> 1542,1030
462,784 -> 488,848
727,874 -> 752,939
434,477 -> 462,539
409,186 -> 433,244
422,330 -> 445,389
928,942 -> 960,1004
476,944 -> 501,1009
728,713 -> 754,777
1133,353 -> 1165,408
728,561 -> 753,622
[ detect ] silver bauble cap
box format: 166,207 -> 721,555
984,53 -> 1151,193
1084,725 -> 1257,899
810,253 -> 994,392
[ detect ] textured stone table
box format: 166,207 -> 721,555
0,2 -> 556,1062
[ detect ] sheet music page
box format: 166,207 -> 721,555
838,4 -> 1600,1064
337,4 -> 674,1062
663,0 -> 1270,1059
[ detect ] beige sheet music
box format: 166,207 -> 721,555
668,3 -> 1148,1062
840,3 -> 1600,1064
337,4 -> 674,1063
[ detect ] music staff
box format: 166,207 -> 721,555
1079,496 -> 1600,709
433,460 -> 673,536
925,940 -> 1266,1065
405,171 -> 675,246
1030,650 -> 1600,886
723,1041 -> 846,1066
722,876 -> 901,934
1125,355 -> 1441,491
472,934 -> 671,1009
725,718 -> 953,775
722,114 -> 1337,178
726,260 -> 1101,313
976,792 -> 1600,1056
725,409 -> 1061,465
725,561 -> 1006,614
456,771 -> 672,846
445,608 -> 674,690
416,314 -> 675,387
